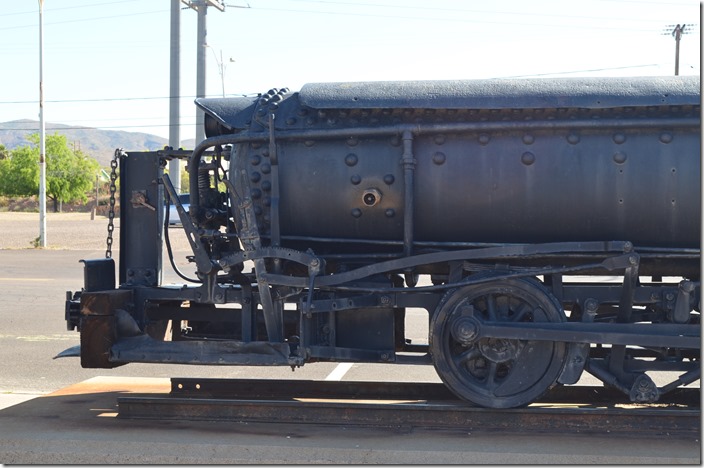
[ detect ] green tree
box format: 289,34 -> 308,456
0,144 -> 38,196
0,133 -> 100,212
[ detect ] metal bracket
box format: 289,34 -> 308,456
130,190 -> 156,211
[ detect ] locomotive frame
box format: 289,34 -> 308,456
64,76 -> 700,409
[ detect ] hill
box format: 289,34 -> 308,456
0,120 -> 195,167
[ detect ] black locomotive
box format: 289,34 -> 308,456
64,76 -> 700,408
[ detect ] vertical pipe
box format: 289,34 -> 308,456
401,130 -> 418,286
401,130 -> 416,258
169,0 -> 182,193
195,4 -> 207,144
38,0 -> 47,247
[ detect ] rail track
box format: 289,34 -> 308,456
117,378 -> 700,438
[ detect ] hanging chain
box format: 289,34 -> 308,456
105,149 -> 121,258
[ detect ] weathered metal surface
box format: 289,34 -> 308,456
118,151 -> 163,287
117,379 -> 700,438
297,77 -> 700,110
109,335 -> 294,366
197,77 -> 700,249
167,378 -> 700,406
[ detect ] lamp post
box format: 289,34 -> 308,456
38,0 -> 47,247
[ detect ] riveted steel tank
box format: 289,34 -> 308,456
197,76 -> 700,250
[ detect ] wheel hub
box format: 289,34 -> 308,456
478,337 -> 520,362
450,316 -> 480,345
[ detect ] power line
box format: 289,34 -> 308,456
0,93 -> 258,105
498,63 -> 665,78
0,2 -> 696,34
243,5 -> 695,33
282,0 -> 691,25
0,0 -> 145,17
0,9 -> 168,32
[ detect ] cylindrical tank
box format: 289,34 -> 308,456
197,76 -> 700,250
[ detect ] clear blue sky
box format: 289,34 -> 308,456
0,0 -> 700,142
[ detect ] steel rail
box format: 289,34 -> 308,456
116,378 -> 700,438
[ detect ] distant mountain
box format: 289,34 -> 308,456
0,120 -> 195,167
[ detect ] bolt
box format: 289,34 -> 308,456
613,133 -> 626,144
521,152 -> 535,166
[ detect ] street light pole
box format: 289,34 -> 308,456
38,0 -> 47,247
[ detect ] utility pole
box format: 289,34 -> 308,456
196,3 -> 207,143
182,0 -> 225,144
38,0 -> 47,247
169,0 -> 182,193
209,47 -> 235,98
662,24 -> 694,76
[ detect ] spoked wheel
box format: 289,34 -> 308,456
430,276 -> 568,408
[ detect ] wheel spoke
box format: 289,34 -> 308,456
486,294 -> 497,321
498,296 -> 510,320
510,303 -> 530,322
453,346 -> 481,367
485,361 -> 499,392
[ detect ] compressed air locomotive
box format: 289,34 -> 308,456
64,76 -> 701,408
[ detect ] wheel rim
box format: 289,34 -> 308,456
430,276 -> 567,408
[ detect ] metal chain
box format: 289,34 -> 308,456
105,149 -> 120,258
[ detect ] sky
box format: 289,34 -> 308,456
0,0 -> 700,144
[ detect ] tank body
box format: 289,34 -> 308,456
200,76 -> 701,250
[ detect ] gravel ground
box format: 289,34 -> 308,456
0,212 -> 190,251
